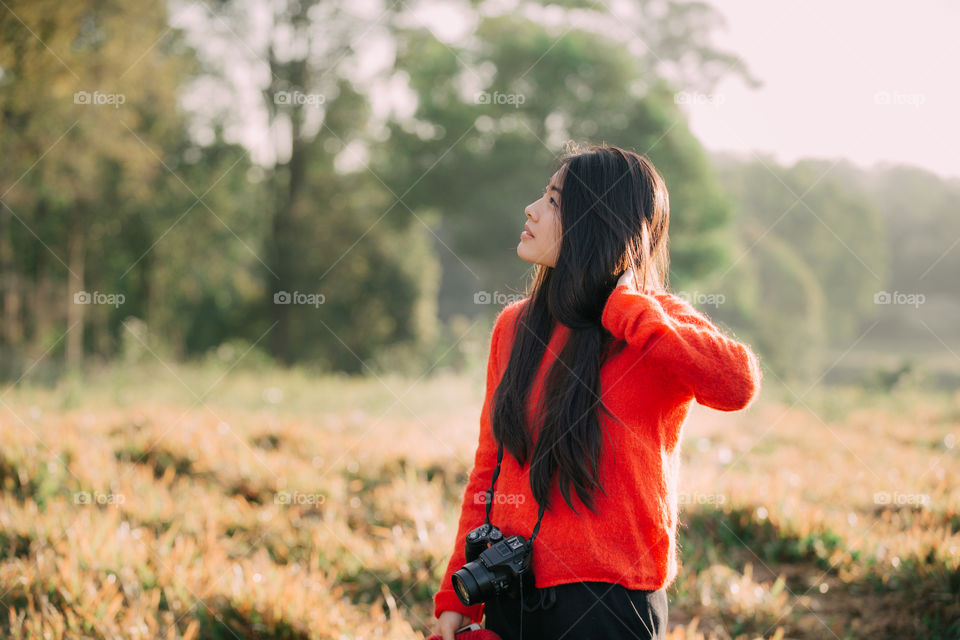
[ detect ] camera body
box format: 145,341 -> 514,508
464,522 -> 504,562
452,523 -> 536,606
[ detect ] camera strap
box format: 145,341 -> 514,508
483,439 -> 549,635
484,442 -> 546,544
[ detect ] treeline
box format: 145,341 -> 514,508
1,0 -> 955,387
708,155 -> 959,385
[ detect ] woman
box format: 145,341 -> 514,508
433,143 -> 762,640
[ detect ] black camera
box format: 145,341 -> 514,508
463,522 -> 504,562
451,528 -> 536,606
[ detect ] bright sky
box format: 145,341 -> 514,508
685,0 -> 960,179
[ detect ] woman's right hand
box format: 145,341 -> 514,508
434,610 -> 471,640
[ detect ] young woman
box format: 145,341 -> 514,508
432,143 -> 762,640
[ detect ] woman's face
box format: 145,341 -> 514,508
517,168 -> 563,267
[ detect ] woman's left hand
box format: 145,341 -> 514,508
617,267 -> 665,294
617,266 -> 637,291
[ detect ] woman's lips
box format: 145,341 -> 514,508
522,224 -> 535,240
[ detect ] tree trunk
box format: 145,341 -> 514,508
0,202 -> 23,347
31,203 -> 54,350
65,218 -> 86,368
267,47 -> 308,364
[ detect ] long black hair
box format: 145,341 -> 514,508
491,142 -> 671,515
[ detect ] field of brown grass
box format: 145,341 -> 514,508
0,363 -> 957,639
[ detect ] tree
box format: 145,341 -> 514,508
379,6 -> 753,318
182,0 -> 440,368
0,0 -> 188,368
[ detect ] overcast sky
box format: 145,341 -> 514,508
686,0 -> 960,179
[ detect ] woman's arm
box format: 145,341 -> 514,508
651,291 -> 715,330
602,284 -> 762,411
432,307 -> 510,623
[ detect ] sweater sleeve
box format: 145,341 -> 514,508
601,284 -> 762,411
651,291 -> 715,330
432,311 -> 507,623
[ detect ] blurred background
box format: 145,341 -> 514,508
0,1 -> 957,639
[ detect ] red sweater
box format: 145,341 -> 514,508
433,284 -> 763,622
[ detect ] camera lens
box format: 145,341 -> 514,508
451,560 -> 496,606
451,571 -> 477,604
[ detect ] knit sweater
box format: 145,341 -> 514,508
433,284 -> 763,622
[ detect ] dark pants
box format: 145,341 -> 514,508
483,581 -> 668,640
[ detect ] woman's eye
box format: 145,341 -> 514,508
549,197 -> 558,207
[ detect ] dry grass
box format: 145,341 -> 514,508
0,364 -> 957,639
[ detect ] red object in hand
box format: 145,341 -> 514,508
425,630 -> 501,640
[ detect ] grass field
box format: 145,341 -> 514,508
0,361 -> 957,639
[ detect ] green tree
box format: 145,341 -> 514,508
379,8 -> 751,318
0,0 -> 189,369
186,0 -> 440,369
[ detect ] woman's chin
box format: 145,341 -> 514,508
517,247 -> 553,267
